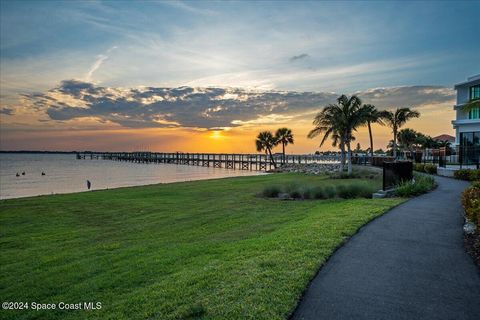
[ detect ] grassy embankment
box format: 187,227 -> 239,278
0,173 -> 403,320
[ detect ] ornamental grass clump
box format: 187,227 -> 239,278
261,181 -> 377,200
311,186 -> 328,199
336,182 -> 377,199
261,185 -> 281,198
395,174 -> 436,197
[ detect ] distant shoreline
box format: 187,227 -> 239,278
0,150 -> 91,154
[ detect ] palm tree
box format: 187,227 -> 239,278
437,139 -> 451,149
255,131 -> 277,168
308,104 -> 345,172
461,98 -> 480,113
397,128 -> 418,155
275,128 -> 294,164
360,104 -> 386,158
381,107 -> 420,159
308,94 -> 365,175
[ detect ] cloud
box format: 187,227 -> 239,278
85,46 -> 117,81
355,86 -> 455,109
289,53 -> 309,62
20,80 -> 455,130
162,0 -> 218,16
0,107 -> 14,115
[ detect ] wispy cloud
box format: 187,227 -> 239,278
161,0 -> 218,16
289,53 -> 309,62
85,46 -> 117,82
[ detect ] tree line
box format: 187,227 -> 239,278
255,94 -> 421,175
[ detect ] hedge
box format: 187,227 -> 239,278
454,169 -> 480,181
413,163 -> 437,174
462,181 -> 480,230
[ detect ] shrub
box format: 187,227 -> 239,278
324,186 -> 337,199
312,186 -> 328,199
395,174 -> 436,197
336,182 -> 376,199
462,183 -> 480,230
413,163 -> 437,174
284,183 -> 299,194
423,164 -> 437,174
300,187 -> 313,199
335,185 -> 350,198
414,163 -> 425,172
330,171 -> 360,179
330,168 -> 381,180
454,169 -> 480,181
289,189 -> 303,199
261,185 -> 281,198
262,181 -> 376,200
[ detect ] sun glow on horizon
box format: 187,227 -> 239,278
209,130 -> 224,140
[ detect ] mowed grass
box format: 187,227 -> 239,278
0,173 -> 403,320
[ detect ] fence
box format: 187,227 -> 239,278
418,146 -> 480,169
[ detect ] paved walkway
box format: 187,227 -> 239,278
292,176 -> 480,320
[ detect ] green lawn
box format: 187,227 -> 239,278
0,173 -> 403,320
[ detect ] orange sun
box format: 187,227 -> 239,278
209,130 -> 223,139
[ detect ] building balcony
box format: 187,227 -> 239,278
454,102 -> 471,110
452,118 -> 480,126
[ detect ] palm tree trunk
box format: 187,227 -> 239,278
282,142 -> 285,164
267,148 -> 276,168
393,129 -> 397,159
347,141 -> 352,175
368,120 -> 374,158
339,141 -> 345,172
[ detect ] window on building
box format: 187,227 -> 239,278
469,107 -> 480,119
459,131 -> 480,164
470,85 -> 480,100
460,132 -> 480,147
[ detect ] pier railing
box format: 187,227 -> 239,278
76,152 -> 340,171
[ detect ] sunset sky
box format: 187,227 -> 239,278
1,0 -> 479,153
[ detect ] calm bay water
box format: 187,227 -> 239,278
0,153 -> 264,200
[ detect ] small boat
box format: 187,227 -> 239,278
21,171 -> 25,175
16,173 -> 20,177
41,172 -> 46,176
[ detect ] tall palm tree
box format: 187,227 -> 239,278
308,94 -> 365,175
308,104 -> 345,171
381,107 -> 420,159
255,131 -> 277,168
275,128 -> 294,164
360,104 -> 386,158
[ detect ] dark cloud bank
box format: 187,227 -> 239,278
24,79 -> 454,129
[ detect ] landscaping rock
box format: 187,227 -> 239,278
464,221 -> 476,235
275,163 -> 340,175
278,192 -> 292,200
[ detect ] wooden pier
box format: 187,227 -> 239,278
76,152 -> 339,171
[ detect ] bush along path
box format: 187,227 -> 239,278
292,175 -> 480,320
462,181 -> 480,267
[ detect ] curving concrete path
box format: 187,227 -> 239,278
292,176 -> 480,320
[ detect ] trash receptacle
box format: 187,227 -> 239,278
383,161 -> 413,190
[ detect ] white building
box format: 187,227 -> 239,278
452,74 -> 480,164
